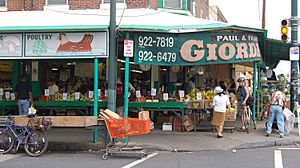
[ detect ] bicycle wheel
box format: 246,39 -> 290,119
0,128 -> 15,154
24,130 -> 48,157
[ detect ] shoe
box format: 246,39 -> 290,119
217,135 -> 223,139
266,133 -> 270,137
279,135 -> 284,138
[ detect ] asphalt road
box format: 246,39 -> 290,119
0,145 -> 299,168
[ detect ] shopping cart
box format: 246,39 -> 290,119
100,110 -> 151,160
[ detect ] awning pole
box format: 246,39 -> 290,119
252,62 -> 257,124
93,58 -> 99,142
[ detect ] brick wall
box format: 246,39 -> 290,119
194,0 -> 209,19
126,0 -> 146,9
7,0 -> 23,11
69,0 -> 101,10
147,0 -> 158,9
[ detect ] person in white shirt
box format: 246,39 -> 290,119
211,86 -> 231,138
48,79 -> 59,100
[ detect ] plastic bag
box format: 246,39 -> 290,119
283,108 -> 295,134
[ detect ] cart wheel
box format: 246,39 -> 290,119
102,154 -> 108,160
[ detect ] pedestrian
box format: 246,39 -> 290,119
266,85 -> 286,138
219,81 -> 227,94
211,86 -> 231,138
14,74 -> 33,116
236,77 -> 250,131
48,79 -> 59,100
228,79 -> 236,94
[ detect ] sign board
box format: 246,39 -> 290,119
136,90 -> 141,98
0,34 -> 23,59
133,32 -> 261,66
63,93 -> 68,101
290,47 -> 299,61
44,89 -> 50,96
123,39 -> 134,57
163,93 -> 169,101
151,88 -> 157,96
75,92 -> 80,100
88,91 -> 94,98
25,32 -> 107,58
0,88 -> 3,96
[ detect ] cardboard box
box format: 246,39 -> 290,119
204,99 -> 213,109
225,115 -> 236,121
162,122 -> 172,131
184,115 -> 194,132
139,111 -> 150,120
172,116 -> 182,132
156,116 -> 171,129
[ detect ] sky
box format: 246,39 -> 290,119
209,0 -> 294,75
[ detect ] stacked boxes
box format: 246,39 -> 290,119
225,108 -> 236,121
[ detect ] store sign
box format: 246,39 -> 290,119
0,34 -> 23,58
290,47 -> 299,61
123,39 -> 134,57
25,32 -> 107,58
133,32 -> 261,66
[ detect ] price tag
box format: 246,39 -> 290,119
178,90 -> 185,98
163,93 -> 169,101
5,92 -> 10,99
136,90 -> 141,98
10,93 -> 15,100
75,92 -> 80,100
151,88 -> 157,96
62,93 -> 68,100
196,92 -> 202,100
0,88 -> 3,96
88,91 -> 94,98
98,89 -> 101,97
44,89 -> 49,96
105,90 -> 108,97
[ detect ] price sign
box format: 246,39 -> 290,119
44,89 -> 50,96
136,90 -> 141,98
105,90 -> 108,97
196,92 -> 202,100
10,93 -> 15,100
0,88 -> 3,96
88,91 -> 94,98
5,92 -> 10,99
63,93 -> 68,100
178,90 -> 185,98
98,89 -> 101,97
151,88 -> 157,96
75,92 -> 80,100
163,93 -> 169,101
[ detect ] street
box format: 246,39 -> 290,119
0,145 -> 299,168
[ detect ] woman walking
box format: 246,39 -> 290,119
211,86 -> 231,138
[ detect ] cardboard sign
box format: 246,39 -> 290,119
178,90 -> 185,98
196,92 -> 202,100
88,91 -> 94,98
136,90 -> 141,98
151,88 -> 157,96
44,89 -> 49,96
10,93 -> 15,100
75,92 -> 80,100
62,93 -> 68,100
163,93 -> 169,101
0,88 -> 3,96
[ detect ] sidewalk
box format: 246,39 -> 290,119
45,120 -> 300,152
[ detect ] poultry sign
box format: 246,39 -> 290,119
25,32 -> 107,58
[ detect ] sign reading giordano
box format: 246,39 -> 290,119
25,32 -> 108,58
134,32 -> 261,66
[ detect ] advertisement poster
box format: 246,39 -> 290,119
0,34 -> 23,58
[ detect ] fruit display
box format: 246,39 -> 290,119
185,88 -> 215,101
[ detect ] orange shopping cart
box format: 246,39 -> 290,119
100,109 -> 151,160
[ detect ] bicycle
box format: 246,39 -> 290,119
0,116 -> 51,157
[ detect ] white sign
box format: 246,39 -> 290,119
196,92 -> 202,100
151,88 -> 157,96
163,93 -> 169,101
62,93 -> 68,100
75,92 -> 80,100
290,47 -> 299,61
98,89 -> 101,97
25,32 -> 107,58
136,90 -> 141,98
105,90 -> 108,97
10,93 -> 15,100
123,39 -> 134,57
88,91 -> 94,98
0,34 -> 23,58
44,89 -> 49,96
0,88 -> 3,96
5,92 -> 10,99
178,90 -> 185,98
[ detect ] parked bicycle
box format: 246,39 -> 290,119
0,116 -> 51,157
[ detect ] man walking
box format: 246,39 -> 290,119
15,74 -> 33,116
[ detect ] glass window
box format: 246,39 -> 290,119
47,0 -> 67,5
0,0 -> 6,7
103,0 -> 125,3
164,0 -> 181,9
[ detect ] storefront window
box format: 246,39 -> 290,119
0,61 -> 13,100
163,0 -> 181,9
0,0 -> 6,7
47,0 -> 67,5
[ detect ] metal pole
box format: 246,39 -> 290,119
252,62 -> 257,124
93,58 -> 99,142
124,57 -> 129,118
108,0 -> 117,112
291,0 -> 298,113
261,0 -> 266,29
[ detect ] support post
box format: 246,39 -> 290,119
93,58 -> 99,142
124,57 -> 129,118
290,0 -> 298,114
252,62 -> 257,124
257,66 -> 261,118
108,0 -> 117,112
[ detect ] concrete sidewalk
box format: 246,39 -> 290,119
45,120 -> 300,152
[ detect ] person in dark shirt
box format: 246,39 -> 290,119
15,74 -> 33,116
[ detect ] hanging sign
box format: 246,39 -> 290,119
124,39 -> 134,57
25,32 -> 107,58
133,32 -> 261,66
0,34 -> 23,59
290,47 -> 299,61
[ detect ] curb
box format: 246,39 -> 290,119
234,139 -> 300,150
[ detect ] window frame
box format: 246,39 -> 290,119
163,0 -> 182,9
0,0 -> 7,8
46,0 -> 68,5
